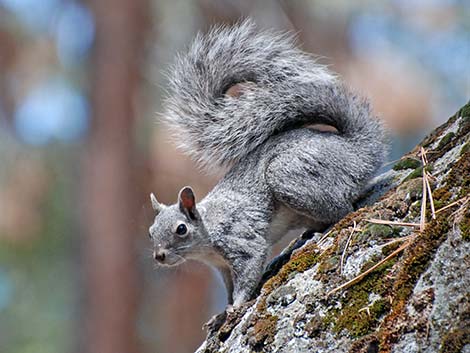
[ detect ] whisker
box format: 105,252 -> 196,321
175,244 -> 214,252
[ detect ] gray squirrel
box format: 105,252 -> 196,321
148,20 -> 387,307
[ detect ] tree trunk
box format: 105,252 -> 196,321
81,1 -> 148,353
197,103 -> 470,353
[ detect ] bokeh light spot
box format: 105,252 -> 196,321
54,2 -> 95,66
14,78 -> 89,145
0,0 -> 62,32
0,270 -> 13,311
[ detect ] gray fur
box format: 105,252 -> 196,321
149,20 -> 387,307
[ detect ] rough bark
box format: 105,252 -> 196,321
197,102 -> 470,353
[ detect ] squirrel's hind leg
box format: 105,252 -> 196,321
265,146 -> 354,224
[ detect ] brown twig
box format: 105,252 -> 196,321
381,235 -> 414,247
382,158 -> 403,167
451,197 -> 469,217
366,218 -> 420,228
421,147 -> 436,219
420,147 -> 436,221
317,229 -> 333,246
419,147 -> 428,230
340,221 -> 357,275
327,237 -> 414,296
435,196 -> 469,214
425,174 -> 436,219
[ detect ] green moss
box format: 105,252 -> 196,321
459,207 -> 470,241
437,132 -> 456,149
444,151 -> 470,198
432,188 -> 453,209
460,143 -> 469,156
361,255 -> 396,273
250,245 -> 311,349
405,167 -> 423,181
349,336 -> 380,353
257,243 -> 321,317
331,258 -> 395,338
459,101 -> 470,118
370,298 -> 390,317
363,224 -> 394,238
393,158 -> 421,171
382,241 -> 401,256
317,255 -> 339,280
458,103 -> 470,136
360,224 -> 404,245
407,200 -> 422,220
440,328 -> 470,353
378,217 -> 451,352
404,165 -> 433,182
262,244 -> 320,296
360,104 -> 470,352
250,315 -> 278,350
305,316 -> 327,338
378,128 -> 470,350
393,226 -> 404,235
395,218 -> 449,305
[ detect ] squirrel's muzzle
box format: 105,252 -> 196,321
152,247 -> 185,267
153,249 -> 167,263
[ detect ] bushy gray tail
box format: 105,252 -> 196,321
163,20 -> 386,171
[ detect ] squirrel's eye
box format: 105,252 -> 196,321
175,223 -> 188,236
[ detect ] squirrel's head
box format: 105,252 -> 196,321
148,186 -> 207,267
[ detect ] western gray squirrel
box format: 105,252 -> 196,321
148,20 -> 387,307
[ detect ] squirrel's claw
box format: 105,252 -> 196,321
202,310 -> 228,332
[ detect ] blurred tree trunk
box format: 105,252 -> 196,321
81,1 -> 148,353
0,28 -> 16,123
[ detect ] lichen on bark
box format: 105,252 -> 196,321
197,102 -> 470,353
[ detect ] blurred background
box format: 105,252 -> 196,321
0,0 -> 468,352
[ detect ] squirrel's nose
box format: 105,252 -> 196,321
153,249 -> 167,262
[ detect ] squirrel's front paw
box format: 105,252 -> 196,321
225,304 -> 234,314
202,310 -> 227,332
202,305 -> 236,332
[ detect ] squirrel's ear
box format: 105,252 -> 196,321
224,81 -> 254,98
178,186 -> 199,221
150,193 -> 165,214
